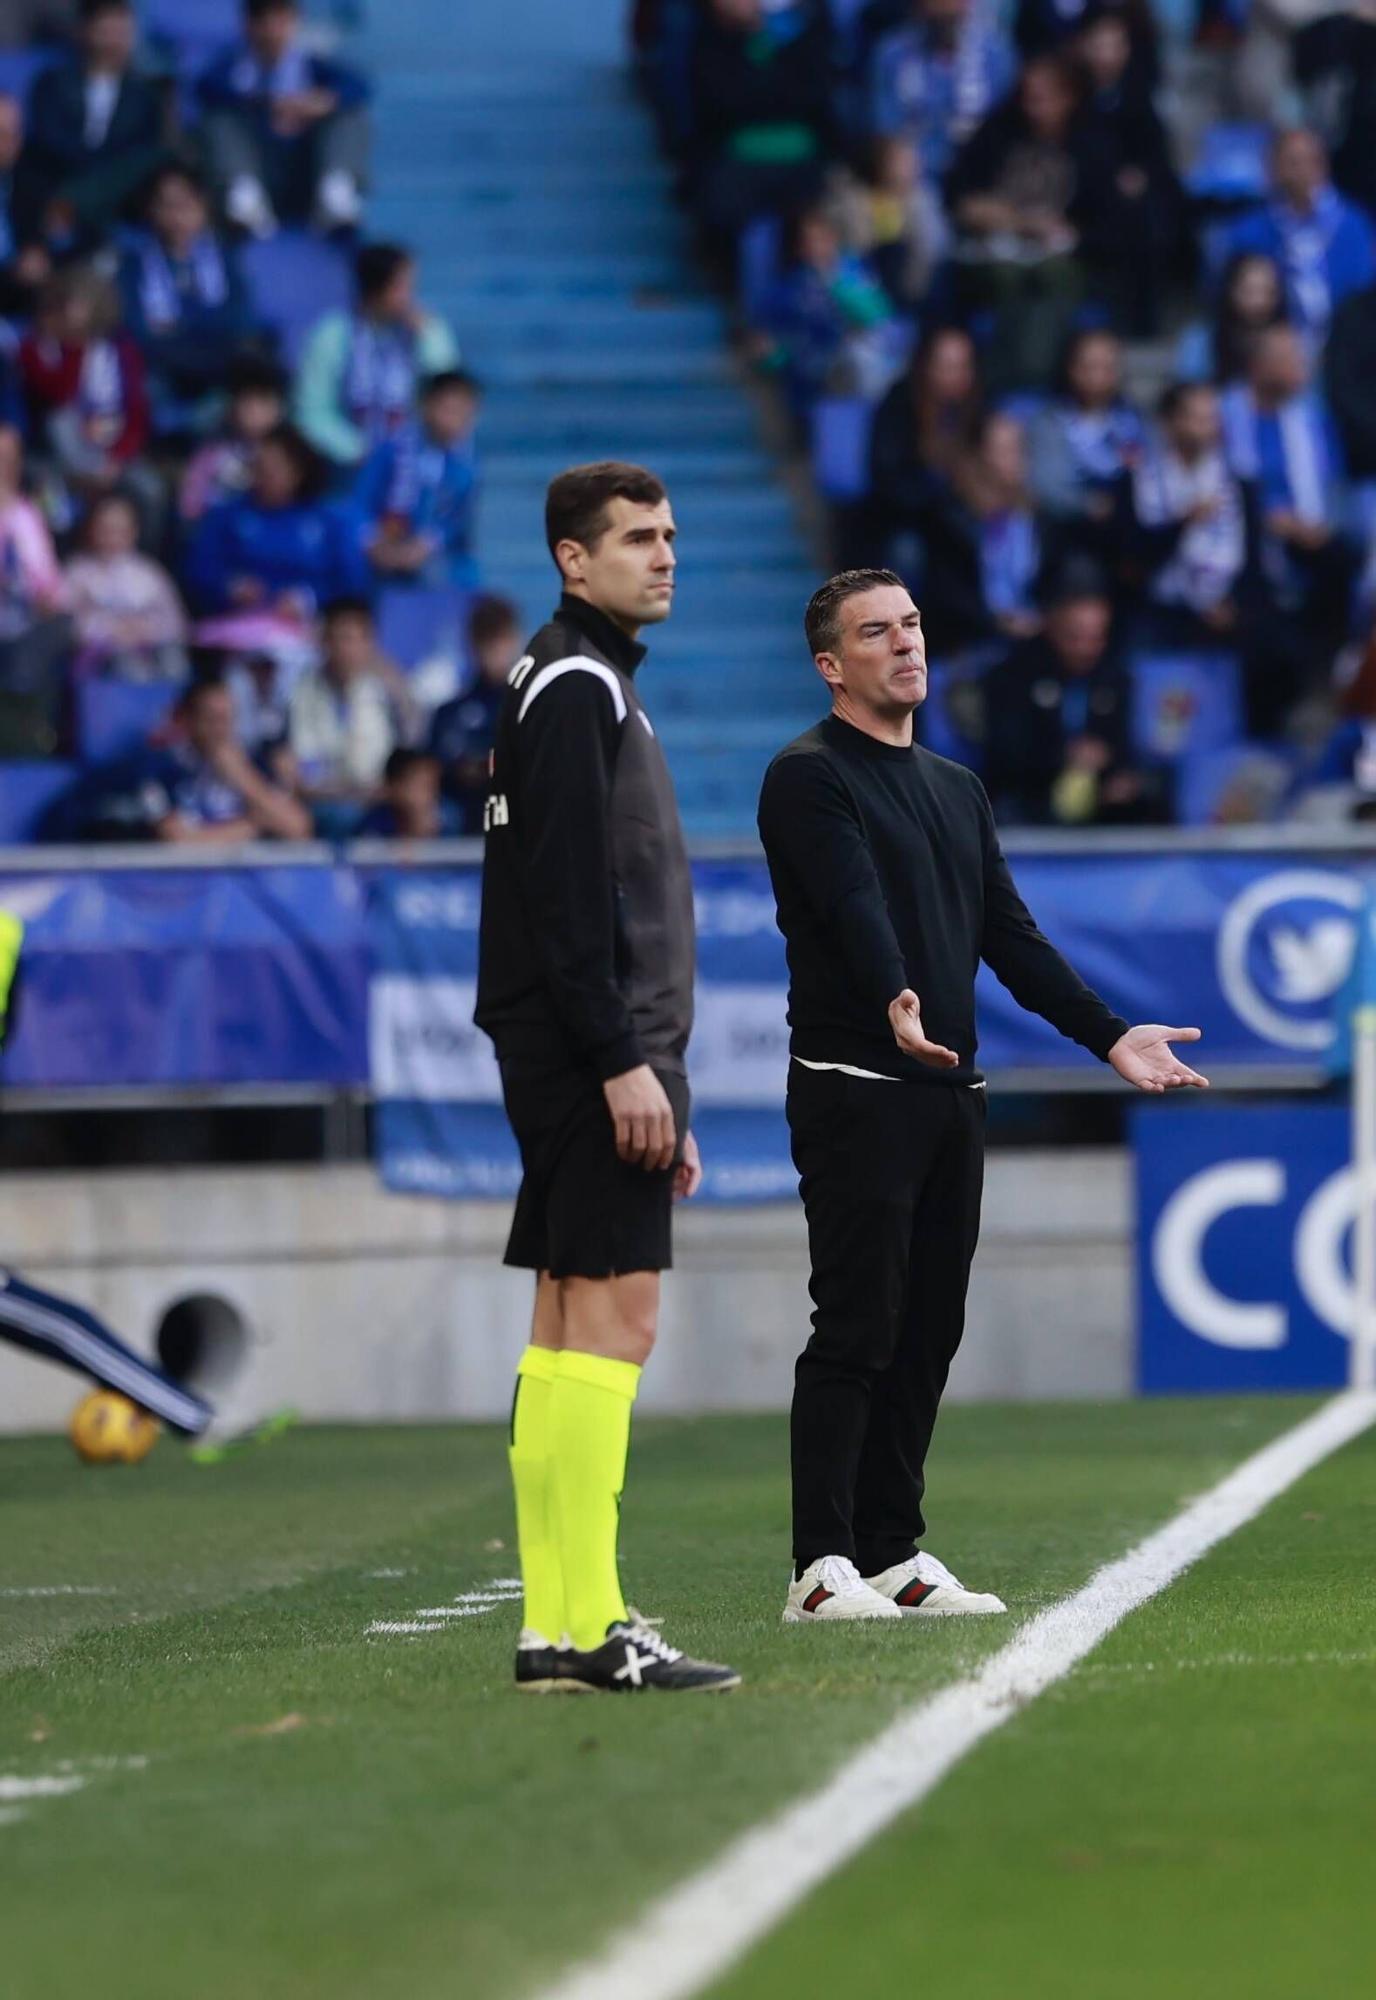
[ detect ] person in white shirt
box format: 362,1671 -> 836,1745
273,595 -> 414,834
64,488 -> 187,680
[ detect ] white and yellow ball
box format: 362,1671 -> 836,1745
68,1390 -> 161,1466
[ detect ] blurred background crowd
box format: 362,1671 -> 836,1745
3,0 -> 1376,846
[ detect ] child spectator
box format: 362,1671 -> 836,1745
197,0 -> 372,238
187,422 -> 369,623
118,165 -> 257,443
1028,329 -> 1144,535
64,489 -> 188,681
356,747 -> 457,839
20,0 -> 166,243
296,241 -> 459,471
355,369 -> 482,587
825,136 -> 948,314
179,355 -> 288,523
760,205 -> 905,414
427,593 -> 521,830
1220,129 -> 1376,345
869,0 -> 1015,192
53,675 -> 310,843
274,595 -> 410,831
18,264 -> 150,528
1175,252 -> 1288,389
0,421 -> 70,749
1130,383 -> 1249,644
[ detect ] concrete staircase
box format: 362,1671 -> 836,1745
356,0 -> 822,834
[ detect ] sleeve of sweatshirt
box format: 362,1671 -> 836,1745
515,667 -> 644,1080
757,749 -> 908,1020
977,781 -> 1128,1059
295,313 -> 364,467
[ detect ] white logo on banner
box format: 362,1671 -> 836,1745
1215,869 -> 1363,1051
688,985 -> 790,1107
1152,1159 -> 1359,1346
368,976 -> 502,1102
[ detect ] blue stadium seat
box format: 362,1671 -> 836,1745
1130,649 -> 1244,768
376,584 -> 472,671
739,218 -> 783,328
1187,124 -> 1271,205
812,396 -> 875,503
74,681 -> 179,765
0,48 -> 57,101
143,0 -> 237,74
0,761 -> 77,844
241,231 -> 354,370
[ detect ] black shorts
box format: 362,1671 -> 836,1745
499,1061 -> 690,1279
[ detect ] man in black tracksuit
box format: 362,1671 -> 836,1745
758,568 -> 1209,1626
475,461 -> 738,1695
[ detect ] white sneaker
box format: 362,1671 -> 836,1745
782,1555 -> 902,1623
226,175 -> 277,240
316,168 -> 362,230
864,1551 -> 1006,1616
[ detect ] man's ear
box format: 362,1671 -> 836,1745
554,537 -> 586,585
814,650 -> 842,690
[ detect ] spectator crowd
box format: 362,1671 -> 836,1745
640,0 -> 1376,827
0,0 -> 506,846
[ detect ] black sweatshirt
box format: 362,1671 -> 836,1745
474,594 -> 695,1081
757,715 -> 1128,1085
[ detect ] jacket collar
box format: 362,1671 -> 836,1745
558,592 -> 646,675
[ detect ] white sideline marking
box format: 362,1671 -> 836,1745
0,1585 -> 114,1598
539,1391 -> 1376,2000
364,1577 -> 523,1640
366,1620 -> 446,1635
0,1775 -> 85,1802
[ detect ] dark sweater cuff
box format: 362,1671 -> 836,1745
590,1031 -> 647,1082
1090,1015 -> 1131,1062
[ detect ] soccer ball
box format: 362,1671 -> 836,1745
69,1391 -> 160,1466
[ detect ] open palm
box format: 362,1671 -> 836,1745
1108,1024 -> 1209,1094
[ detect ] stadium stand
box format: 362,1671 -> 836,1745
2,0 -> 1376,839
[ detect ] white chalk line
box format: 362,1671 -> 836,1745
0,1756 -> 147,1829
537,1390 -> 1376,2000
0,1585 -> 115,1599
365,1576 -> 523,1639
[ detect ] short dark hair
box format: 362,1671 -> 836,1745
804,568 -> 906,656
355,241 -> 411,302
80,0 -> 133,20
383,747 -> 435,785
321,594 -> 375,627
258,420 -> 327,499
246,0 -> 297,18
227,353 -> 289,399
468,593 -> 520,648
421,368 -> 481,401
1157,379 -> 1211,423
544,461 -> 667,561
143,162 -> 208,212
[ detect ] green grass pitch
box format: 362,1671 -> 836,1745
1,1400 -> 1371,2000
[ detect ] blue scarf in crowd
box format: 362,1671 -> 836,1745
134,233 -> 230,332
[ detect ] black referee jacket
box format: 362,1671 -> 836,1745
474,594 -> 695,1082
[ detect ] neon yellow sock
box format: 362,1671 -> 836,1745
548,1349 -> 641,1652
508,1345 -> 564,1645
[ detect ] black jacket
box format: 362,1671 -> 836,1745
982,635 -> 1133,825
475,594 -> 695,1081
22,58 -> 163,189
1326,284 -> 1376,480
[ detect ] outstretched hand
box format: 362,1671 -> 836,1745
1108,1024 -> 1209,1094
888,989 -> 959,1069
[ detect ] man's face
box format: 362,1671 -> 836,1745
0,96 -> 22,174
1273,130 -> 1325,207
324,613 -> 374,680
1046,598 -> 1111,675
1068,335 -> 1120,408
390,758 -> 439,829
475,623 -> 521,684
922,0 -> 968,40
559,495 -> 677,632
187,688 -> 236,758
151,176 -> 208,249
423,386 -> 477,446
84,5 -> 135,68
248,4 -> 298,64
1169,388 -> 1219,457
819,584 -> 927,717
1253,326 -> 1307,401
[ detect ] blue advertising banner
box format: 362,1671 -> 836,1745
1135,1104 -> 1353,1392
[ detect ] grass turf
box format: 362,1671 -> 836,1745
0,1399 -> 1355,2000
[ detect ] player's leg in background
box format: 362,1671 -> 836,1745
550,1272 -> 657,1651
786,1067 -> 921,1573
851,1089 -> 986,1579
0,1268 -> 212,1437
509,1273 -> 567,1646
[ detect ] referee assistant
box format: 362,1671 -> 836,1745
475,461 -> 738,1695
758,569 -> 1209,1625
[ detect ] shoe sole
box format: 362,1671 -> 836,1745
781,1607 -> 902,1624
890,1602 -> 1007,1617
515,1678 -> 595,1694
558,1674 -> 743,1693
